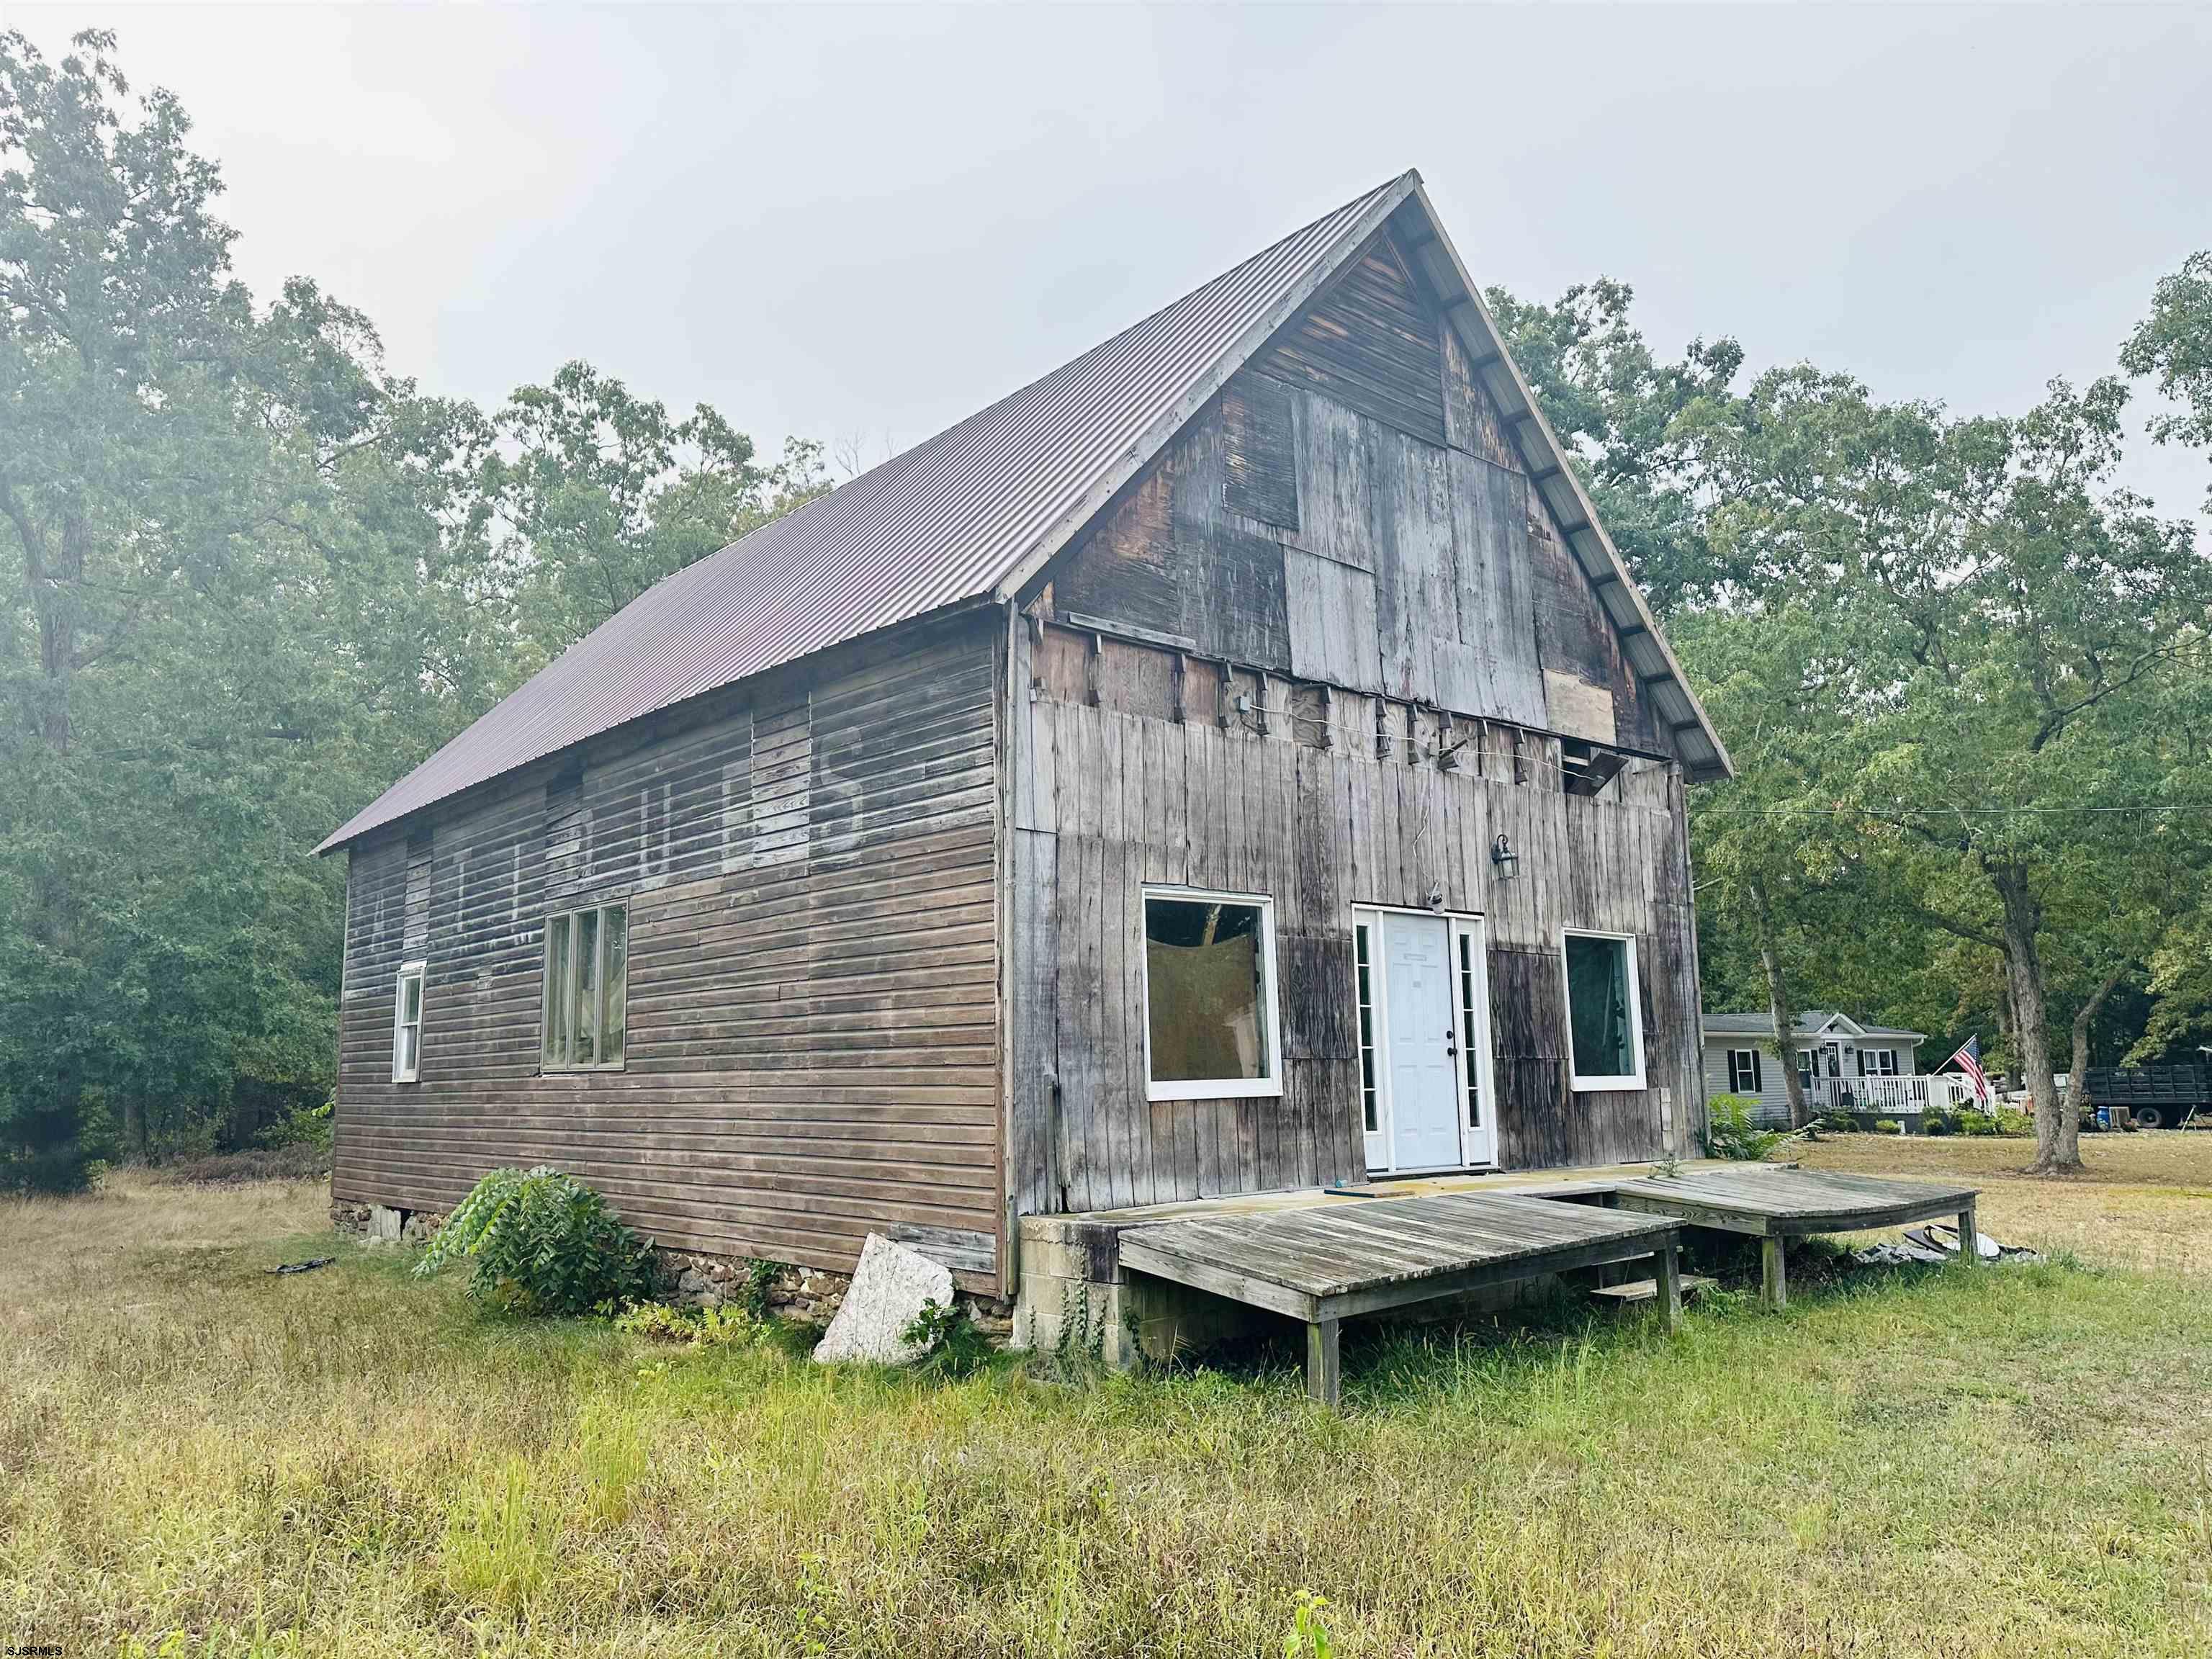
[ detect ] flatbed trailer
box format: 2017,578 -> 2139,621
2084,1066 -> 2206,1130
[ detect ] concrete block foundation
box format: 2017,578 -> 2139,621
1012,1215 -> 1269,1368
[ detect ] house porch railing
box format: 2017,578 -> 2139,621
1803,1075 -> 1977,1116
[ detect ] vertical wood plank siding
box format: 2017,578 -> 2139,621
1013,222 -> 1706,1210
1009,642 -> 1701,1210
334,615 -> 1003,1284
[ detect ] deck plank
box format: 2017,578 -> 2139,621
1118,1191 -> 1676,1302
1609,1167 -> 1980,1238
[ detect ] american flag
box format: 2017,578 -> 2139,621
1945,1035 -> 1991,1105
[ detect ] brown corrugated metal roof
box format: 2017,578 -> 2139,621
319,170 -> 1728,853
319,175 -> 1416,852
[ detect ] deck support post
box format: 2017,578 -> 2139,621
1305,1316 -> 1342,1408
1760,1235 -> 1788,1311
1956,1201 -> 1979,1269
1657,1239 -> 1682,1332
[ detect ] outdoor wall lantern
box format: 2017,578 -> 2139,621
1490,833 -> 1519,882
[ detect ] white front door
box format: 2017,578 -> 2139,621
1383,912 -> 1461,1172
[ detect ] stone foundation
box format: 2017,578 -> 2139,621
658,1249 -> 1012,1337
331,1200 -> 443,1246
655,1251 -> 853,1321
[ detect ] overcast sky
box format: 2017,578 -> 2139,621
15,4 -> 2211,524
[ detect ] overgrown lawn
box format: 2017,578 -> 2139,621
3,1151 -> 2209,1656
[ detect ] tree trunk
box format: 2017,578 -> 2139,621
1752,878 -> 1809,1128
2065,968 -> 2124,1133
1990,968 -> 2026,1097
1995,865 -> 2075,1174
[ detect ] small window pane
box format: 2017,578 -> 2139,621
544,914 -> 570,1067
603,907 -> 627,1064
403,974 -> 422,1023
1458,933 -> 1481,1126
398,1022 -> 419,1076
1355,924 -> 1377,1133
575,908 -> 600,1066
1145,897 -> 1271,1086
1565,934 -> 1636,1082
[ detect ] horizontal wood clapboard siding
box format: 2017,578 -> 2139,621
334,614 -> 1003,1283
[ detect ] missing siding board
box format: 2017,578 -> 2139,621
403,850 -> 431,954
1561,739 -> 1630,799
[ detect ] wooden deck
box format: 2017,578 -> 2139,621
1609,1167 -> 1981,1310
1117,1192 -> 1683,1406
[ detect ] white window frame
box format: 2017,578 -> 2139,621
541,901 -> 629,1074
1139,885 -> 1283,1103
392,960 -> 426,1084
1560,928 -> 1646,1092
1874,1048 -> 1899,1076
1727,1047 -> 1761,1094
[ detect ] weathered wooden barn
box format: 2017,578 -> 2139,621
319,171 -> 1732,1304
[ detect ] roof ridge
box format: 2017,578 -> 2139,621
317,167 -> 1740,857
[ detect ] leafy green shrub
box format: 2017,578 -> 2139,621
1702,1094 -> 1784,1161
414,1166 -> 653,1316
903,1298 -> 995,1379
1923,1112 -> 1955,1137
1871,1118 -> 1901,1136
1992,1107 -> 2032,1136
1957,1110 -> 1999,1137
1816,1111 -> 1858,1134
737,1257 -> 788,1319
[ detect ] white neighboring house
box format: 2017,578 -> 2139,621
1701,1010 -> 1964,1126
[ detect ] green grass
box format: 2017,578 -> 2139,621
4,1171 -> 2211,1656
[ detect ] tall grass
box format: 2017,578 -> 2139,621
3,1167 -> 2209,1655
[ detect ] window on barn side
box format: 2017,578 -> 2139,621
1563,931 -> 1645,1092
392,962 -> 426,1083
543,902 -> 629,1071
1142,889 -> 1282,1102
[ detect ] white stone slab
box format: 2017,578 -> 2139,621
811,1233 -> 955,1366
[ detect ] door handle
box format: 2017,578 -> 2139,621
1444,1028 -> 1457,1058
